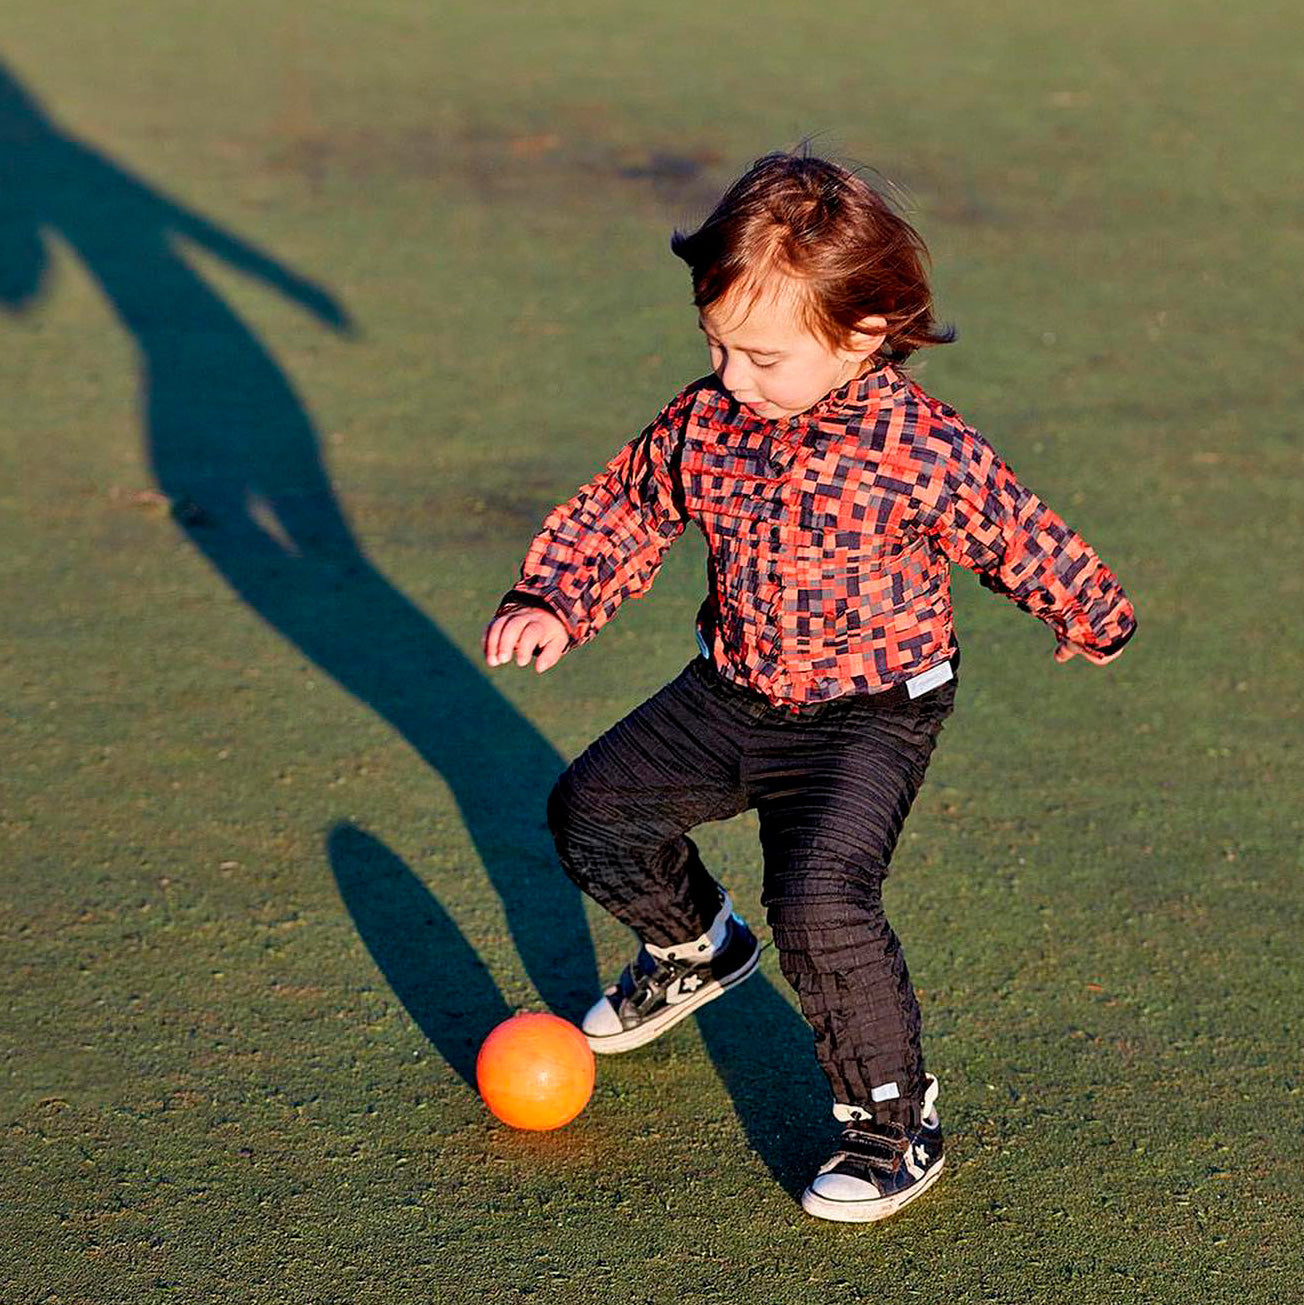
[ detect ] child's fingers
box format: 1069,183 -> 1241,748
482,615 -> 504,661
484,614 -> 512,665
514,618 -> 569,669
485,607 -> 567,669
514,620 -> 545,666
1055,639 -> 1122,666
533,629 -> 569,674
486,612 -> 533,666
484,612 -> 525,660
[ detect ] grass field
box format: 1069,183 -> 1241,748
3,1 -> 1302,1301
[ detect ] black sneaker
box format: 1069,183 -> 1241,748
581,890 -> 762,1054
800,1074 -> 945,1222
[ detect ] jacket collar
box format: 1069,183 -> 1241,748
701,362 -> 907,433
788,361 -> 908,426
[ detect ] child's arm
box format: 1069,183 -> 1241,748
483,386 -> 694,672
919,423 -> 1137,664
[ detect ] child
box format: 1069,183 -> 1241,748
482,151 -> 1135,1223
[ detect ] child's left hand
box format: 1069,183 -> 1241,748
1054,638 -> 1124,666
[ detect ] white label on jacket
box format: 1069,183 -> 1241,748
905,659 -> 954,699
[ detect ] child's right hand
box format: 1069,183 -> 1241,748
483,603 -> 570,673
1053,636 -> 1125,666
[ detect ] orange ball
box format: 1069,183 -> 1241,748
476,1012 -> 596,1131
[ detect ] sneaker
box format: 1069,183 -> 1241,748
581,889 -> 762,1054
800,1074 -> 945,1223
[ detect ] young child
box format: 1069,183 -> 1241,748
482,151 -> 1135,1223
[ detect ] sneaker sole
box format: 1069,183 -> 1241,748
585,940 -> 765,1055
799,1156 -> 945,1223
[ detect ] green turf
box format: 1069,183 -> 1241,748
2,1 -> 1301,1300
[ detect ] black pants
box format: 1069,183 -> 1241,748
547,654 -> 958,1129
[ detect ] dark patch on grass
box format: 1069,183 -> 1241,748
405,484 -> 558,547
262,125 -> 727,216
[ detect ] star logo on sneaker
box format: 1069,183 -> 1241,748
665,972 -> 706,1004
903,1143 -> 929,1180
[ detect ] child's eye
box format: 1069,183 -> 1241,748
753,359 -> 777,370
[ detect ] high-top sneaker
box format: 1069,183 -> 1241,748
801,1074 -> 945,1222
581,889 -> 762,1054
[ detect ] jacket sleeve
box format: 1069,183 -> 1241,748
919,422 -> 1137,657
501,386 -> 694,647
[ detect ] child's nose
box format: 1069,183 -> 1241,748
719,352 -> 749,392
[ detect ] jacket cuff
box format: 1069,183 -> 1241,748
1090,616 -> 1138,659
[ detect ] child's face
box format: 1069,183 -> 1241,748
698,274 -> 887,421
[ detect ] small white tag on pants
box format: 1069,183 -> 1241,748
871,1081 -> 901,1103
905,659 -> 954,700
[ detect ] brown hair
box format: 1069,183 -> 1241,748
671,149 -> 954,365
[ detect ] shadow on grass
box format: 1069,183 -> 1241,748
0,60 -> 827,1180
0,58 -> 583,1024
328,823 -> 511,1087
697,969 -> 837,1196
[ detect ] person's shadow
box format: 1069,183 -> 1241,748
0,62 -> 827,1192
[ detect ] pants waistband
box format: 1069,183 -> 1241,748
690,648 -> 960,718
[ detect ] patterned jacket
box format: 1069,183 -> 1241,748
501,365 -> 1136,707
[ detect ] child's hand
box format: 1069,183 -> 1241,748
484,603 -> 570,673
1054,637 -> 1124,667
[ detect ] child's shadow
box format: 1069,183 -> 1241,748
1,61 -> 822,1189
328,824 -> 827,1192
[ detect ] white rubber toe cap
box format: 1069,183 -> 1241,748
808,1172 -> 880,1201
581,995 -> 623,1038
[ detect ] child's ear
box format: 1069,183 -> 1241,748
844,315 -> 889,358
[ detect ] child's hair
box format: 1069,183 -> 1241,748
671,149 -> 954,365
